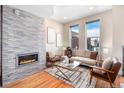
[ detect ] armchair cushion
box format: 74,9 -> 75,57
49,52 -> 55,58
91,68 -> 109,80
102,57 -> 113,73
93,68 -> 103,75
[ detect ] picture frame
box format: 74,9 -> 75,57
47,27 -> 56,44
57,34 -> 62,47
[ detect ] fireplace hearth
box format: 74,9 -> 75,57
17,52 -> 38,66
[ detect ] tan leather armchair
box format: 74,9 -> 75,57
46,52 -> 62,67
89,58 -> 121,88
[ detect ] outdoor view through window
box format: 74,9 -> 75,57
70,25 -> 79,50
86,20 -> 100,51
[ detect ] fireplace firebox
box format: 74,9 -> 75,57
17,53 -> 38,65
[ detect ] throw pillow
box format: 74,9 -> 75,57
85,51 -> 91,58
102,57 -> 113,73
90,52 -> 98,60
75,50 -> 85,57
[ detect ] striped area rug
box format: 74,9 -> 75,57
45,66 -> 96,88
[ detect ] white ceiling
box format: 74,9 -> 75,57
51,6 -> 112,23
11,5 -> 54,17
12,5 -> 112,23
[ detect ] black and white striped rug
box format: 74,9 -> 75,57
45,66 -> 96,88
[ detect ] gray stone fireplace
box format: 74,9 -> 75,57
2,6 -> 46,85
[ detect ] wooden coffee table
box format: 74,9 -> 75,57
53,61 -> 82,82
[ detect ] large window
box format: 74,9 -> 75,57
70,24 -> 79,50
86,20 -> 100,51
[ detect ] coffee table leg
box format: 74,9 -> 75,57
55,66 -> 71,82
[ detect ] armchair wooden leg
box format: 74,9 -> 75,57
89,75 -> 92,84
107,72 -> 114,88
110,82 -> 113,88
89,68 -> 93,84
52,62 -> 54,69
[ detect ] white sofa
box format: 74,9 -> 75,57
71,56 -> 97,66
70,50 -> 98,66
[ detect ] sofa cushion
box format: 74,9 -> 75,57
91,69 -> 108,79
85,51 -> 91,58
71,57 -> 96,65
75,50 -> 85,57
102,57 -> 113,73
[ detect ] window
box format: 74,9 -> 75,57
86,20 -> 100,51
70,24 -> 79,50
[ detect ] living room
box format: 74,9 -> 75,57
0,5 -> 124,88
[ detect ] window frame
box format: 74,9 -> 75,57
85,19 -> 101,52
70,24 -> 80,50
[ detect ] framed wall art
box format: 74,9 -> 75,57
47,27 -> 56,44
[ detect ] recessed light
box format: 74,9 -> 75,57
64,17 -> 67,20
89,7 -> 94,10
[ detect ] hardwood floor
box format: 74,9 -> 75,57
96,75 -> 124,88
5,71 -> 124,88
6,71 -> 73,88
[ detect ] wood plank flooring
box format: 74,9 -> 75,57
96,75 -> 124,88
5,71 -> 124,88
6,71 -> 73,88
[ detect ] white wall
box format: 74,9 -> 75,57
63,6 -> 124,75
112,6 -> 124,60
45,18 -> 64,55
112,6 -> 124,75
64,10 -> 113,58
